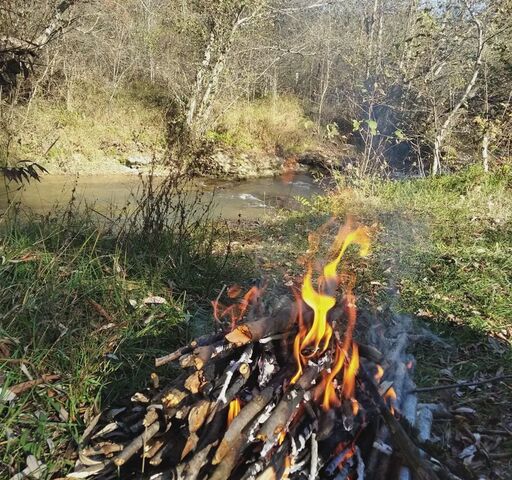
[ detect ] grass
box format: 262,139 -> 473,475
0,81 -> 167,171
232,165 -> 512,377
0,186 -> 250,478
209,95 -> 317,155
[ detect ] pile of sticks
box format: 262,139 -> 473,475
69,300 -> 451,480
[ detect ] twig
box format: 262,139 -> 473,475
113,421 -> 160,466
9,374 -> 60,395
409,375 -> 512,394
308,433 -> 318,480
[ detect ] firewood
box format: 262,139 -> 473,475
180,432 -> 199,460
161,388 -> 188,409
182,441 -> 217,480
358,364 -> 441,480
215,344 -> 254,404
225,304 -> 295,345
143,408 -> 159,427
188,399 -> 211,433
212,384 -> 275,464
113,421 -> 161,467
143,437 -> 165,459
155,331 -> 224,367
257,365 -> 319,448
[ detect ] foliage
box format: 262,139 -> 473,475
0,82 -> 167,170
0,161 -> 48,183
211,96 -> 316,154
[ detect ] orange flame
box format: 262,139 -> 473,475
212,285 -> 262,331
374,364 -> 384,383
291,224 -> 370,390
282,455 -> 292,480
384,387 -> 397,415
277,429 -> 286,445
227,398 -> 241,426
341,342 -> 359,404
338,447 -> 355,467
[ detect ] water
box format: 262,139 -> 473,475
0,173 -> 324,220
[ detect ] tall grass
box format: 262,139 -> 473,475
0,174 -> 247,478
210,96 -> 317,154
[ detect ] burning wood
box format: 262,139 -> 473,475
70,223 -> 457,480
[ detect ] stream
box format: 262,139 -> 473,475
0,173 -> 324,220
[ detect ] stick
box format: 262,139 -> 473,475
308,433 -> 318,480
8,374 -> 60,395
155,331 -> 224,367
409,375 -> 512,394
225,304 -> 295,345
113,421 -> 161,467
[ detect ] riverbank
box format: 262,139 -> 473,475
2,86 -> 333,180
1,167 -> 511,477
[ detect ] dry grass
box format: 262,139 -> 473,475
210,95 -> 317,154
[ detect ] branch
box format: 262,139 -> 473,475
409,375 -> 512,394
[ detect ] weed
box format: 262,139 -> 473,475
0,174 -> 249,477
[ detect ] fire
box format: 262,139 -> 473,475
341,342 -> 359,405
212,285 -> 262,331
291,223 -> 370,414
277,429 -> 286,445
227,398 -> 241,426
282,455 -> 292,480
322,343 -> 345,411
384,387 -> 397,415
300,269 -> 335,355
323,226 -> 370,279
374,364 -> 384,383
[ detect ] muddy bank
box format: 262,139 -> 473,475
35,147 -> 345,180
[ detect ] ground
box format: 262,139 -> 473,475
1,166 -> 511,478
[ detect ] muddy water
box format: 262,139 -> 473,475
0,173 -> 324,220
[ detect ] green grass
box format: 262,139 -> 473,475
0,197 -> 248,478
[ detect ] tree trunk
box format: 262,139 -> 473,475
482,133 -> 489,172
431,2 -> 484,175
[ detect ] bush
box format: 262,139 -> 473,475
211,95 -> 317,154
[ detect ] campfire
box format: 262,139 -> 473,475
70,222 -> 448,480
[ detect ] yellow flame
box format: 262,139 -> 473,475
323,227 -> 370,279
322,343 -> 345,411
342,342 -> 359,401
227,398 -> 241,426
300,270 -> 335,355
290,223 -> 370,397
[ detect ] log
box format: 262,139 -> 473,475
188,400 -> 212,433
225,304 -> 295,345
